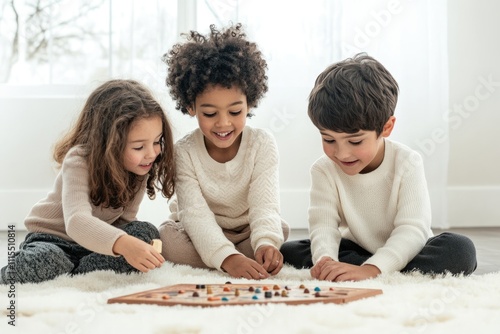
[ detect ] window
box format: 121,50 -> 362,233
0,0 -> 178,87
0,0 -> 341,90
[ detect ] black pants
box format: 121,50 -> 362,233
0,221 -> 160,284
280,232 -> 477,275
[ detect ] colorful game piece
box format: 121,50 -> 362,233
108,283 -> 383,308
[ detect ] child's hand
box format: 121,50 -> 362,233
113,235 -> 165,272
311,257 -> 380,282
221,254 -> 270,280
254,245 -> 283,275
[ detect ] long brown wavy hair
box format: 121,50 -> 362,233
53,79 -> 175,208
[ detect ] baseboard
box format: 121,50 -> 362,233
447,186 -> 500,227
3,187 -> 498,232
0,189 -> 311,232
0,190 -> 48,231
280,189 -> 309,229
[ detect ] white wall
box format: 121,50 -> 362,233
2,2 -> 500,231
447,0 -> 500,227
0,86 -> 321,231
0,94 -> 84,230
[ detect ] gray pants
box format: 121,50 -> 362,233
0,221 -> 159,284
159,220 -> 290,269
280,232 -> 477,276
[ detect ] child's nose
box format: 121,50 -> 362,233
335,146 -> 350,160
145,145 -> 157,159
216,114 -> 231,126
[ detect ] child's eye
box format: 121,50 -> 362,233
203,112 -> 216,118
229,110 -> 242,116
322,138 -> 335,144
133,146 -> 144,151
350,141 -> 362,145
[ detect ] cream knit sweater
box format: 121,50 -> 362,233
168,126 -> 287,269
309,139 -> 434,273
24,146 -> 146,256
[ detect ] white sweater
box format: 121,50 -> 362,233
169,126 -> 287,270
309,139 -> 433,273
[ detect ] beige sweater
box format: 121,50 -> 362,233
24,146 -> 146,256
168,126 -> 287,270
309,139 -> 434,273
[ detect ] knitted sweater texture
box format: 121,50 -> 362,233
24,146 -> 146,256
309,139 -> 433,273
168,126 -> 286,269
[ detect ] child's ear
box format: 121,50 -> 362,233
187,106 -> 196,117
381,116 -> 396,137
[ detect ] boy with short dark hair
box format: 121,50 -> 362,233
281,53 -> 477,282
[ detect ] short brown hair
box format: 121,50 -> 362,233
308,53 -> 399,136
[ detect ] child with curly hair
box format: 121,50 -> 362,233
280,54 -> 477,281
0,79 -> 176,284
159,23 -> 289,280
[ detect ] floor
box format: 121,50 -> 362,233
1,227 -> 498,275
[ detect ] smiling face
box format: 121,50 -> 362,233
123,116 -> 163,176
188,84 -> 249,163
320,116 -> 396,175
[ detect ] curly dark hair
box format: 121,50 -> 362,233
308,53 -> 399,136
162,23 -> 268,116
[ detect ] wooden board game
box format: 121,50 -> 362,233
107,282 -> 382,307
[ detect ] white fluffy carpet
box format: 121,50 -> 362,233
1,262 -> 500,334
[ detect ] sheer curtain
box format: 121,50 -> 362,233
228,0 -> 450,228
0,0 -> 450,229
336,0 -> 450,228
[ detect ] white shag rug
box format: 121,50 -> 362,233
1,262 -> 499,334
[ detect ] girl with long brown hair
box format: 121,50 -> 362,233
1,79 -> 175,284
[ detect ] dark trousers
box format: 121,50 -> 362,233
0,221 -> 159,284
280,232 -> 477,276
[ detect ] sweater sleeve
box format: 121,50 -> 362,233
61,152 -> 128,256
175,145 -> 240,270
308,159 -> 343,264
247,130 -> 287,252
